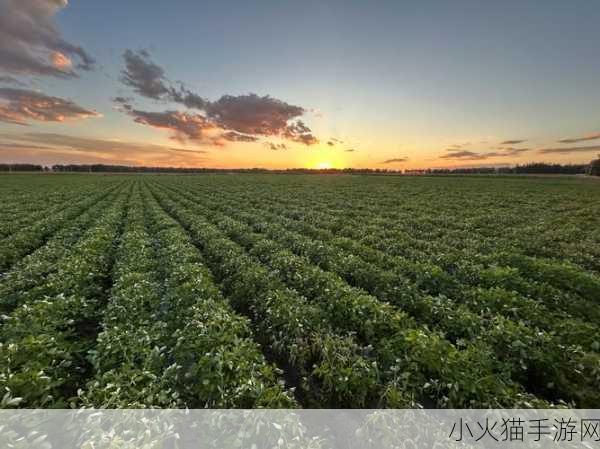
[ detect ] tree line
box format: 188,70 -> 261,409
1,161 -> 599,175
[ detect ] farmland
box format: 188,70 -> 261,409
0,173 -> 599,409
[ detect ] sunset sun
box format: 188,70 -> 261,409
316,161 -> 332,169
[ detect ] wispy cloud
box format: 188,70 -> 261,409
448,142 -> 471,149
500,139 -> 527,145
557,132 -> 600,144
440,150 -> 483,160
221,131 -> 259,143
0,141 -> 54,151
440,147 -> 530,160
118,50 -> 318,146
0,87 -> 100,125
0,132 -> 208,166
167,147 -> 207,154
381,157 -> 408,164
345,148 -> 356,152
0,0 -> 94,79
537,145 -> 600,154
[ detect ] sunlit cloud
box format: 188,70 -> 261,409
51,51 -> 72,69
0,132 -> 208,166
118,50 -> 318,146
496,147 -> 530,155
0,0 -> 95,79
124,108 -> 215,142
0,87 -> 100,125
557,132 -> 600,144
221,131 -> 259,142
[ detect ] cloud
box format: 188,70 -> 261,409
0,141 -> 54,151
281,119 -> 318,145
0,87 -> 100,125
125,108 -> 215,142
345,148 -> 356,152
537,145 -> 600,155
557,132 -> 600,144
113,96 -> 134,111
265,142 -> 288,151
207,94 -> 302,134
434,161 -> 512,170
118,50 -> 318,146
381,157 -> 408,164
169,84 -> 209,110
440,150 -> 483,160
0,0 -> 95,79
327,141 -> 335,146
0,132 -> 208,166
121,49 -> 171,100
448,142 -> 471,149
167,147 -> 207,154
206,94 -> 314,143
221,131 -> 259,142
499,139 -> 526,145
440,147 -> 531,160
498,147 -> 530,154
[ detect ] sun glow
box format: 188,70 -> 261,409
316,161 -> 332,169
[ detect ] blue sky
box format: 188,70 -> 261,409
1,0 -> 600,168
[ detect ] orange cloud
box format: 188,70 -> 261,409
0,87 -> 100,125
0,132 -> 209,167
51,51 -> 72,70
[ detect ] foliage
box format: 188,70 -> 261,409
0,173 -> 599,408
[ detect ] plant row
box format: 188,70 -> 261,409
170,184 -> 599,407
151,182 -> 548,408
0,186 -> 130,407
0,186 -> 126,313
0,181 -> 125,273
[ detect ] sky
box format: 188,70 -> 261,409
1,0 -> 600,170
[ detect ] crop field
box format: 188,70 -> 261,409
0,173 -> 599,409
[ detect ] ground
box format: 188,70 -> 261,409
1,173 -> 599,409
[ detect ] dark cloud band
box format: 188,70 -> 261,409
381,157 -> 408,164
557,133 -> 600,144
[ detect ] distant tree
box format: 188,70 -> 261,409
0,164 -> 44,172
513,163 -> 587,174
589,155 -> 600,176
